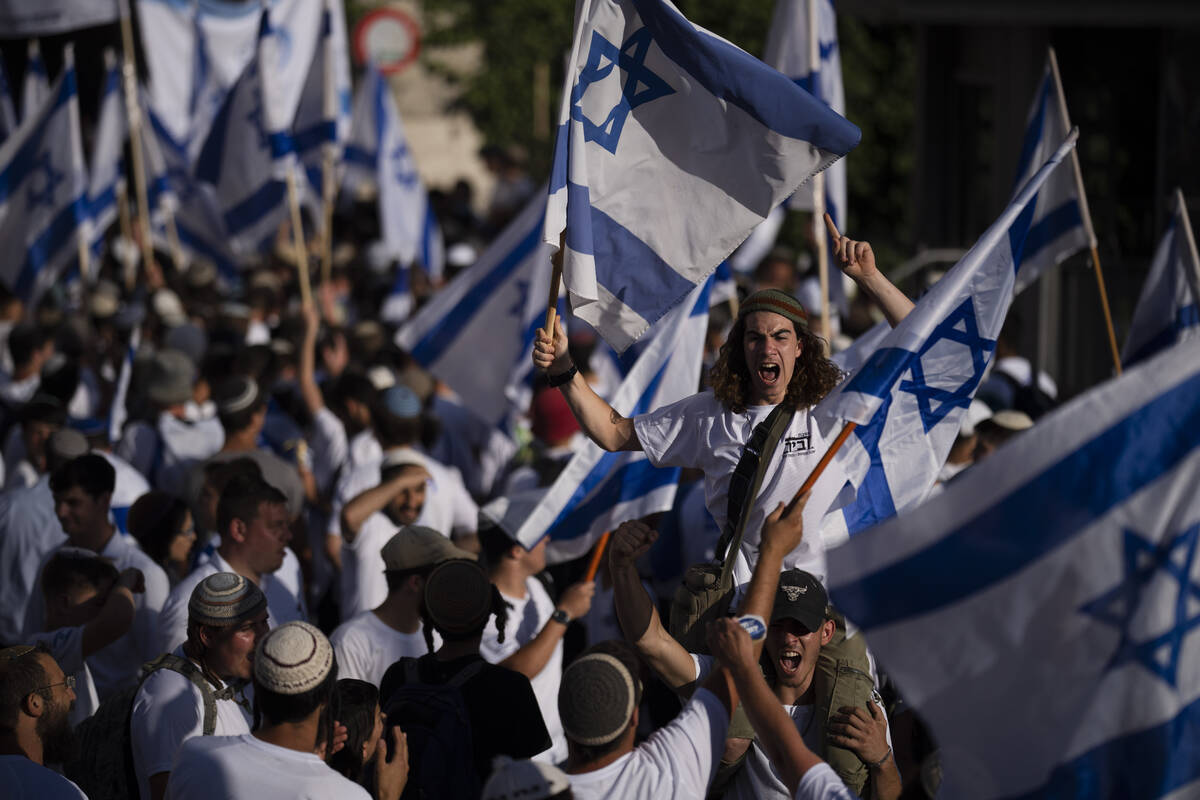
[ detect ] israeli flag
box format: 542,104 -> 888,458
1122,188 -> 1200,368
344,65 -> 444,279
87,50 -> 125,258
0,46 -> 88,301
396,194 -> 553,432
764,0 -> 849,313
194,9 -> 300,257
830,338 -> 1200,799
22,40 -> 49,124
1011,48 -> 1093,293
0,58 -> 17,141
108,326 -> 139,443
546,0 -> 860,353
295,0 -> 353,197
514,277 -> 713,557
816,132 -> 1077,541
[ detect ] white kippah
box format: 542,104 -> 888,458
254,621 -> 334,695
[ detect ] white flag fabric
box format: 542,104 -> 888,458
396,194 -> 553,432
514,278 -> 713,557
1011,49 -> 1092,293
87,51 -> 125,258
815,133 -> 1076,537
1122,189 -> 1200,367
0,47 -> 87,301
22,41 -> 49,125
829,337 -> 1200,799
108,326 -> 139,444
0,58 -> 17,141
0,0 -> 118,36
764,0 -> 848,313
545,0 -> 860,353
344,65 -> 444,279
295,0 -> 353,199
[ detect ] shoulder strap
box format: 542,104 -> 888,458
143,654 -> 219,736
714,403 -> 796,584
447,660 -> 487,689
403,657 -> 421,685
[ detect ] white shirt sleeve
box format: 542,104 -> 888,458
794,763 -> 860,800
633,393 -> 707,469
635,687 -> 730,799
131,670 -> 208,782
132,556 -> 171,663
309,408 -> 349,495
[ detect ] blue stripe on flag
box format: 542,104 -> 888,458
90,185 -> 118,226
15,196 -> 86,299
0,74 -> 76,203
176,222 -> 239,282
841,346 -> 917,400
194,83 -> 234,184
1125,304 -> 1200,367
834,368 -> 1200,630
1007,691 -> 1200,800
1013,74 -> 1050,188
1008,193 -> 1038,272
268,131 -> 295,160
840,395 -> 898,535
222,179 -> 286,235
549,122 -> 568,193
566,182 -> 696,324
1019,198 -> 1084,268
343,145 -> 374,169
630,0 -> 860,154
294,121 -> 336,154
408,221 -> 542,365
550,458 -> 679,540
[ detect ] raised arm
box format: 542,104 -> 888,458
498,579 -> 595,679
340,466 -> 430,543
532,317 -> 641,452
299,304 -> 325,417
609,519 -> 697,689
825,213 -> 914,328
81,567 -> 143,658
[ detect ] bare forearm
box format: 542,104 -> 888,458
853,271 -> 913,328
83,586 -> 135,657
729,663 -> 823,794
341,478 -> 417,541
611,560 -> 695,689
558,372 -> 640,452
499,619 -> 565,679
300,328 -> 323,415
868,759 -> 902,800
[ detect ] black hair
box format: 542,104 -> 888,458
127,491 -> 192,566
8,324 -> 51,369
383,566 -> 430,594
327,679 -> 379,781
40,552 -> 119,602
419,584 -> 508,653
49,453 -> 116,498
253,658 -> 339,734
373,412 -> 421,449
216,474 -> 287,536
478,523 -> 520,570
0,643 -> 50,729
203,457 -> 264,494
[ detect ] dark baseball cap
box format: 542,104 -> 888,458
771,569 -> 829,631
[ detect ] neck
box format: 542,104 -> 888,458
73,523 -> 116,555
773,676 -> 815,707
254,713 -> 322,755
221,430 -> 258,453
566,738 -> 633,775
217,547 -> 262,584
372,595 -> 421,634
490,561 -> 528,599
435,636 -> 481,662
0,729 -> 41,765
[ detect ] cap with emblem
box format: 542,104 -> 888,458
188,572 -> 268,628
771,569 -> 829,631
382,525 -> 474,572
254,621 -> 334,695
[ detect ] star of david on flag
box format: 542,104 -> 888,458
827,336 -> 1200,800
545,0 -> 860,353
814,131 -> 1076,543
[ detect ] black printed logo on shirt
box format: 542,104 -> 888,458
782,434 -> 813,456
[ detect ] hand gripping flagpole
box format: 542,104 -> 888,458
117,0 -> 156,282
1048,48 -> 1121,376
544,233 -> 565,334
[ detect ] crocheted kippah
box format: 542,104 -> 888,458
423,559 -> 493,636
739,288 -> 808,328
254,621 -> 334,695
558,653 -> 637,746
188,572 -> 267,628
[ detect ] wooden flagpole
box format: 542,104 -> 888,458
585,531 -> 611,582
1047,47 -> 1121,376
788,421 -> 856,511
1173,188 -> 1200,309
286,165 -> 313,310
117,0 -> 156,280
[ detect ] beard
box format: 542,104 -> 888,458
37,696 -> 79,764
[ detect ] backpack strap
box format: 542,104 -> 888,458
713,403 -> 796,586
447,660 -> 487,689
142,654 -> 219,736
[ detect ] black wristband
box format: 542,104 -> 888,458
546,364 -> 578,388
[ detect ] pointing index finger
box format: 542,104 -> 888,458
823,212 -> 842,243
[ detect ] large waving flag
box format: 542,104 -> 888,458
545,0 -> 860,353
515,278 -> 713,558
1122,188 -> 1200,367
816,132 -> 1077,541
295,0 -> 352,200
0,46 -> 88,301
764,0 -> 848,314
1011,47 -> 1093,293
21,40 -> 49,124
829,337 -> 1200,799
396,194 -> 554,432
344,65 -> 444,280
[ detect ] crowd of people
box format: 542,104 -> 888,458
0,139 -> 1060,800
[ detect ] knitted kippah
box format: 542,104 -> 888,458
559,653 -> 637,746
481,755 -> 572,800
188,572 -> 268,628
739,288 -> 808,328
423,559 -> 493,636
254,621 -> 334,695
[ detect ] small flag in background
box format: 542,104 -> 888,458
829,337 -> 1200,800
545,0 -> 860,353
86,50 -> 125,260
0,58 -> 17,141
21,40 -> 49,124
1122,188 -> 1200,368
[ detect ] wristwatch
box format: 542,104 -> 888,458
551,608 -> 571,625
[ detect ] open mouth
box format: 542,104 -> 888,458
778,649 -> 802,675
757,363 -> 781,384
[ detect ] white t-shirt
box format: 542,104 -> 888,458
330,610 -> 435,687
0,755 -> 87,799
116,413 -> 224,498
480,577 -> 566,765
566,688 -> 729,800
308,408 -> 349,496
0,477 -> 65,645
101,450 -> 152,535
634,391 -> 847,587
795,763 -> 860,800
156,550 -> 307,655
27,626 -> 100,725
168,733 -> 372,800
131,647 -> 253,800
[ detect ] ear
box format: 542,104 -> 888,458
819,618 -> 836,646
228,517 -> 249,544
23,690 -> 45,718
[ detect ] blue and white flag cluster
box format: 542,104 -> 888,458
396,194 -> 553,433
0,46 -> 88,301
1122,188 -> 1200,368
344,65 -> 444,279
1011,48 -> 1092,293
22,41 -> 49,125
816,132 -> 1077,542
296,0 -> 352,202
515,277 -> 713,557
87,50 -> 126,259
545,0 -> 860,353
829,337 -> 1200,799
0,0 -> 119,37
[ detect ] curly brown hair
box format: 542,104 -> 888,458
709,316 -> 843,413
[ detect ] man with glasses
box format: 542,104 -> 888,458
0,643 -> 86,797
